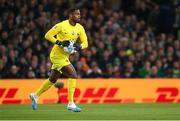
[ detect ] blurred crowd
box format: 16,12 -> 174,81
0,0 -> 179,78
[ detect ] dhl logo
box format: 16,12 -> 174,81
0,88 -> 21,104
156,87 -> 180,103
58,87 -> 180,103
58,88 -> 122,103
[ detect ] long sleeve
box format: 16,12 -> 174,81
45,24 -> 61,43
79,27 -> 88,49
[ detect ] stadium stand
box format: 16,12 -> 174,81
0,0 -> 179,78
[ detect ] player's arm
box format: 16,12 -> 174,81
79,27 -> 88,49
45,24 -> 70,47
45,24 -> 60,43
73,26 -> 88,51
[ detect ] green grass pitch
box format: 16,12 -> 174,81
0,103 -> 180,120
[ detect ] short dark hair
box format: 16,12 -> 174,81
68,7 -> 79,15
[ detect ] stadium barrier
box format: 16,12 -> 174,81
0,79 -> 180,104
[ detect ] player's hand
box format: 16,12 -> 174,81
63,41 -> 77,54
73,42 -> 82,51
55,40 -> 70,47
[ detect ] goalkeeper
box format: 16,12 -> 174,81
30,7 -> 88,112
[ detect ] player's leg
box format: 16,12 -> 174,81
61,64 -> 81,112
61,64 -> 77,103
35,69 -> 61,96
30,70 -> 61,110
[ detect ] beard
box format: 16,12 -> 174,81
74,18 -> 80,23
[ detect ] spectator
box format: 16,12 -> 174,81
172,61 -> 180,78
87,61 -> 102,78
150,66 -> 159,78
8,65 -> 20,78
138,61 -> 151,78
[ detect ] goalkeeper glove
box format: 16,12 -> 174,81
55,40 -> 70,47
73,42 -> 82,51
63,41 -> 77,54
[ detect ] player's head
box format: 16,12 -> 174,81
68,7 -> 81,23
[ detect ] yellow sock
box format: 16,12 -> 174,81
68,78 -> 76,101
35,78 -> 54,97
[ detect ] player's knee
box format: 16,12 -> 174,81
49,76 -> 58,83
70,73 -> 78,79
49,70 -> 60,83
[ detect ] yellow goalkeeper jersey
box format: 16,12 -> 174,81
45,20 -> 88,58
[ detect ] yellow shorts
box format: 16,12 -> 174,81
50,56 -> 71,72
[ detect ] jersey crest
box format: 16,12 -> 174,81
71,31 -> 75,35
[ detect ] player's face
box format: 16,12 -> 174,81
72,10 -> 81,23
